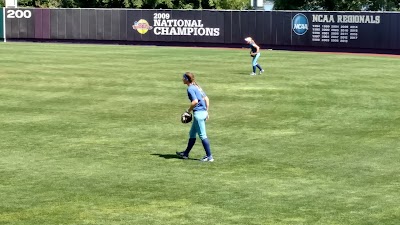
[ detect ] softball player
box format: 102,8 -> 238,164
245,37 -> 264,76
176,72 -> 214,162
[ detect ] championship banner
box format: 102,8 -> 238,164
127,10 -> 225,43
289,12 -> 397,50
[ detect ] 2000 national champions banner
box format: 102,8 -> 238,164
127,10 -> 224,43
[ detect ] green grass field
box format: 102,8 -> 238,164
0,42 -> 399,225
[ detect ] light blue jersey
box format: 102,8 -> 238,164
187,84 -> 207,112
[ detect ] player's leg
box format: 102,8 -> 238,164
176,119 -> 198,159
195,111 -> 213,162
251,57 -> 257,75
256,53 -> 264,74
254,53 -> 264,74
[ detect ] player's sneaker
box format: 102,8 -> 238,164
250,72 -> 257,76
176,151 -> 188,159
200,155 -> 214,162
259,69 -> 265,75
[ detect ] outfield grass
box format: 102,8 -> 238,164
0,42 -> 399,225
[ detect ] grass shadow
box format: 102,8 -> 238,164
151,153 -> 198,161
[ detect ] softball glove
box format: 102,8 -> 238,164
181,111 -> 192,124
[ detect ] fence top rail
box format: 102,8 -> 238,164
6,7 -> 400,13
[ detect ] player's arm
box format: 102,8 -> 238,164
203,96 -> 210,111
253,44 -> 260,54
187,99 -> 198,113
204,96 -> 210,120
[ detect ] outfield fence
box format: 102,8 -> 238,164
1,8 -> 399,53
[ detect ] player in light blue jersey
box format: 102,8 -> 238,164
176,72 -> 214,162
245,37 -> 264,76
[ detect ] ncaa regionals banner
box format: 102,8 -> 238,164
127,10 -> 224,43
289,12 -> 398,50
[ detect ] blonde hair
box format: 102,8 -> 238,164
245,37 -> 252,42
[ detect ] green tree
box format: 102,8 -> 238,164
273,0 -> 308,10
4,0 -> 399,10
208,0 -> 250,9
274,0 -> 400,11
130,0 -> 174,8
367,0 -> 400,10
318,0 -> 371,11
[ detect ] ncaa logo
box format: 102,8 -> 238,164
292,13 -> 309,35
